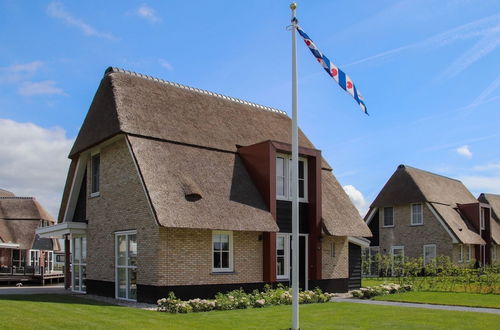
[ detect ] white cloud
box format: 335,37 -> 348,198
343,184 -> 369,216
0,119 -> 73,218
47,1 -> 115,40
0,61 -> 44,84
461,176 -> 500,194
18,80 -> 65,96
137,5 -> 160,23
158,58 -> 173,71
456,145 -> 473,158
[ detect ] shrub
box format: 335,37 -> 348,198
157,285 -> 336,313
351,283 -> 413,299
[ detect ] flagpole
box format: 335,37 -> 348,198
290,3 -> 299,330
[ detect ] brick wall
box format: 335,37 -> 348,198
85,138 -> 160,285
156,228 -> 263,286
378,203 -> 455,261
321,236 -> 348,279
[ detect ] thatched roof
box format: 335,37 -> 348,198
0,197 -> 55,249
369,165 -> 483,244
66,67 -> 369,236
478,193 -> 500,244
0,189 -> 15,197
322,170 -> 372,237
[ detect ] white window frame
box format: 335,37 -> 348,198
212,231 -> 234,273
90,151 -> 100,197
71,236 -> 87,293
459,244 -> 464,263
480,208 -> 485,230
276,233 -> 290,280
423,244 -> 436,266
383,207 -> 394,227
464,244 -> 472,262
411,203 -> 423,226
391,246 -> 404,276
28,249 -> 40,267
276,154 -> 308,203
115,230 -> 137,301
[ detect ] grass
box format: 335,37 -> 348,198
362,277 -> 500,294
373,291 -> 500,309
0,294 -> 499,329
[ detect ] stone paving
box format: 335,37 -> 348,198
332,297 -> 500,315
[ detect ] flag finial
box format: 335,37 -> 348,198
290,2 -> 297,10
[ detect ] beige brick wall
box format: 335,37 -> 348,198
378,204 -> 455,261
156,228 -> 263,286
85,138 -> 160,285
321,236 -> 348,279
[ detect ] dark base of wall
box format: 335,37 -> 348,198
86,279 -> 115,298
86,278 -> 349,304
309,278 -> 349,293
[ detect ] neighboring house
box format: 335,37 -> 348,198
0,188 -> 59,277
477,193 -> 500,264
37,67 -> 371,303
364,165 -> 497,273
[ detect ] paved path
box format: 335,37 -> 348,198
0,284 -> 67,295
332,298 -> 500,315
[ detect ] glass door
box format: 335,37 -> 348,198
115,231 -> 137,301
72,237 -> 87,292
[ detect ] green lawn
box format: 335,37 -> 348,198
0,294 -> 498,329
373,291 -> 500,309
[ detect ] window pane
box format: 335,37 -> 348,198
74,238 -> 81,263
384,207 -> 393,226
73,264 -> 80,291
213,252 -> 221,268
128,235 -> 137,267
81,265 -> 86,291
298,160 -> 304,179
117,268 -> 127,298
276,157 -> 284,176
276,177 -> 285,196
277,237 -> 284,251
277,256 -> 285,276
298,180 -> 304,198
81,237 -> 87,264
221,252 -> 229,268
128,268 -> 137,301
117,235 -> 126,266
91,154 -> 100,193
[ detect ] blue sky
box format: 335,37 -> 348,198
1,0 -> 499,217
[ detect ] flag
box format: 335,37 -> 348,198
295,23 -> 368,115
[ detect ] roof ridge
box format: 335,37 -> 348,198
399,164 -> 462,183
105,67 -> 288,116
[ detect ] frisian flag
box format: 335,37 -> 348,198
294,20 -> 368,115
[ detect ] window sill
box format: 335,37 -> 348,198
382,225 -> 394,228
89,192 -> 100,198
410,223 -> 423,226
211,271 -> 236,275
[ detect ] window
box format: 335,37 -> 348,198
212,231 -> 233,272
73,237 -> 87,293
459,244 -> 464,262
115,231 -> 137,300
411,204 -> 423,225
464,244 -> 472,262
276,234 -> 290,280
391,246 -> 404,276
91,153 -> 100,195
423,244 -> 436,266
480,208 -> 486,230
383,207 -> 394,227
29,250 -> 40,268
275,154 -> 307,202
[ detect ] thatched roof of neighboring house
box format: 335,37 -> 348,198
478,193 -> 500,244
64,67 -> 370,236
368,165 -> 483,244
0,189 -> 15,197
0,195 -> 56,250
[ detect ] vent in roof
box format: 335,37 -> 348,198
181,176 -> 202,202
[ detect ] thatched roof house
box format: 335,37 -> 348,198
365,165 -> 496,267
0,190 -> 56,250
40,67 -> 371,302
478,193 -> 500,246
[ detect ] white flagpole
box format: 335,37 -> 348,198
290,3 -> 299,330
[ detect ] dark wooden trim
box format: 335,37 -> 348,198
309,278 -> 349,293
64,237 -> 71,289
307,154 -> 322,280
263,232 -> 276,282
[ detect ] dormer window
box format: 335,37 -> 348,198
480,207 -> 486,230
91,153 -> 100,196
276,154 -> 307,202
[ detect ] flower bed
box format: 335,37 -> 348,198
351,283 -> 412,299
157,285 -> 336,313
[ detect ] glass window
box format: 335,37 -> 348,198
298,160 -> 305,199
91,154 -> 100,194
459,244 -> 464,262
411,204 -> 423,225
383,207 -> 394,227
276,234 -> 289,279
391,246 -> 404,276
276,157 -> 286,198
465,244 -> 472,262
212,231 -> 233,272
480,208 -> 485,230
423,245 -> 436,266
72,237 -> 87,293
